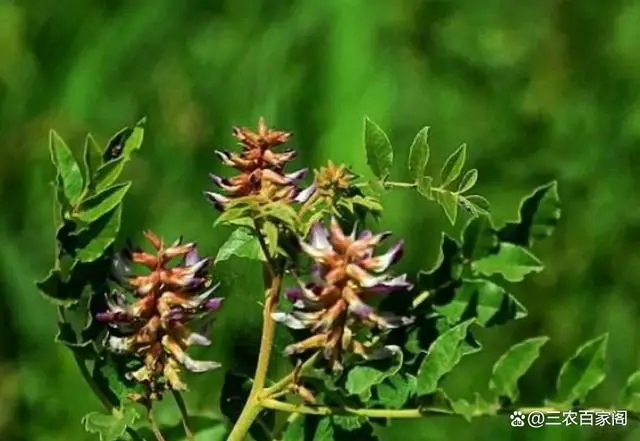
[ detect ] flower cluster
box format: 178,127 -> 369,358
97,231 -> 223,402
205,117 -> 314,211
273,218 -> 414,371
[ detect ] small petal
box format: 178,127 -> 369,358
309,223 -> 332,251
204,191 -> 229,210
345,264 -> 385,288
184,331 -> 211,346
361,240 -> 404,273
294,184 -> 316,203
271,312 -> 308,330
284,168 -> 308,182
203,296 -> 224,311
184,247 -> 200,266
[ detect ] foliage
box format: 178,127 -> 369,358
33,116 -> 639,441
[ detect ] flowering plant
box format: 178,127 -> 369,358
37,117 -> 639,441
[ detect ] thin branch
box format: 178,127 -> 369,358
147,408 -> 167,441
262,352 -> 320,398
261,398 -> 640,422
384,181 -> 417,189
171,390 -> 194,441
57,307 -> 146,441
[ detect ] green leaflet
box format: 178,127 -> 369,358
82,133 -> 102,191
461,214 -> 499,261
345,350 -> 403,400
75,182 -> 131,223
433,189 -> 458,224
71,205 -> 122,262
434,278 -> 528,327
407,126 -> 430,181
215,227 -> 266,263
375,373 -> 417,409
620,371 -> 640,412
363,117 -> 393,180
472,242 -> 543,282
498,180 -> 561,247
49,130 -> 84,205
489,336 -> 549,402
439,143 -> 467,187
416,319 -> 476,395
82,406 -> 139,441
552,333 -> 608,406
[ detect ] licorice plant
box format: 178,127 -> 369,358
37,117 -> 640,441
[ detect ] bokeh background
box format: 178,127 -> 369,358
1,0 -> 640,440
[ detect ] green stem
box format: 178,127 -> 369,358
261,399 -> 640,422
171,390 -> 194,441
226,225 -> 283,441
263,352 -> 320,397
384,181 -> 417,189
147,407 -> 167,441
57,307 -> 146,441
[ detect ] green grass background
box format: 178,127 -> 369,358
1,0 -> 639,440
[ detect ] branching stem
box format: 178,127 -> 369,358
226,222 -> 283,441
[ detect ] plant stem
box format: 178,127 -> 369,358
260,399 -> 640,422
147,408 -> 167,441
57,307 -> 146,441
171,390 -> 194,441
226,225 -> 283,441
384,181 -> 417,189
263,352 -> 320,397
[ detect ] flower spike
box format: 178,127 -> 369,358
96,231 -> 223,403
205,117 -> 313,211
272,218 -> 414,370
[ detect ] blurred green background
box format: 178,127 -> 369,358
1,0 -> 640,440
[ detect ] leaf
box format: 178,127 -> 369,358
489,336 -> 549,402
416,234 -> 463,291
450,393 -> 498,422
264,202 -> 299,229
434,279 -> 528,327
82,406 -> 139,441
282,417 -> 306,441
331,415 -> 363,432
376,373 -> 417,409
498,181 -> 561,247
472,243 -> 543,282
94,157 -> 127,192
93,356 -> 144,405
55,321 -> 95,359
459,195 -> 490,217
439,143 -> 467,187
461,214 -> 499,260
82,133 -> 102,191
72,206 -> 122,262
49,130 -> 84,204
417,176 -> 433,199
215,228 -> 266,263
363,117 -> 393,179
457,169 -> 478,194
345,349 -> 403,400
314,417 -> 334,441
553,334 -> 608,405
75,182 -> 131,223
103,117 -> 146,161
620,371 -> 640,412
263,221 -> 279,257
416,319 -> 475,395
36,268 -> 84,307
408,126 -> 430,181
433,190 -> 458,224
